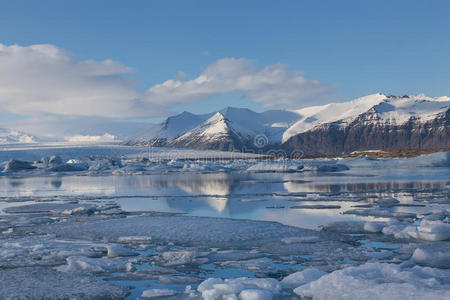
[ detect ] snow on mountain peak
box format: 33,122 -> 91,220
283,93 -> 386,142
200,112 -> 229,136
128,93 -> 449,150
282,93 -> 450,142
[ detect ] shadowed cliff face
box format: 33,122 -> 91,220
283,108 -> 450,156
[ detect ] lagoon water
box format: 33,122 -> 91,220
1,166 -> 448,229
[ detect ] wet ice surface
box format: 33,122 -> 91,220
0,146 -> 449,299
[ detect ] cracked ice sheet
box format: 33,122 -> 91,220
0,267 -> 129,299
0,235 -> 141,269
30,214 -> 357,252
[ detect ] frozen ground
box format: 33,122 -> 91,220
0,144 -> 449,299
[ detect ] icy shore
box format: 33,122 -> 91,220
1,195 -> 449,299
0,146 -> 449,299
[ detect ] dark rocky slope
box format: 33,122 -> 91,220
283,108 -> 450,156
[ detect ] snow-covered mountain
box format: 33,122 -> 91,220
283,94 -> 450,155
128,94 -> 450,154
127,107 -> 301,150
130,111 -> 214,146
283,94 -> 450,142
0,128 -> 38,144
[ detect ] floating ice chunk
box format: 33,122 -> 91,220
38,156 -> 49,165
281,236 -> 320,244
412,247 -> 450,268
48,163 -> 88,172
290,204 -> 341,209
322,221 -> 365,234
382,219 -> 450,241
198,278 -> 225,293
49,155 -> 63,165
412,220 -> 450,241
2,228 -> 13,234
58,255 -> 132,273
142,288 -> 177,298
117,236 -> 152,244
246,161 -> 304,173
381,222 -> 413,239
157,275 -> 200,285
162,250 -> 198,266
88,159 -> 118,171
363,222 -> 386,233
405,152 -> 450,168
3,159 -> 37,172
281,268 -> 326,288
293,262 -> 450,299
221,258 -> 274,272
239,289 -> 273,300
106,244 -> 138,258
197,277 -> 280,300
377,198 -> 400,208
231,278 -> 280,294
316,164 -> 349,172
344,208 -> 416,219
223,294 -> 238,300
62,206 -> 97,215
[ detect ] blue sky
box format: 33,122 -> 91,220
0,0 -> 449,137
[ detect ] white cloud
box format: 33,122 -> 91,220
1,115 -> 151,140
145,58 -> 336,109
0,43 -> 166,118
0,43 -> 335,121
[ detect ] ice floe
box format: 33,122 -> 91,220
281,268 -> 327,288
3,159 -> 36,172
293,262 -> 450,300
197,277 -> 281,300
142,288 -> 177,298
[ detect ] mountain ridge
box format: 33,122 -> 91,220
127,94 -> 450,154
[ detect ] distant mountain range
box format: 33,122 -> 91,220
127,107 -> 300,151
0,128 -> 38,144
127,94 -> 450,155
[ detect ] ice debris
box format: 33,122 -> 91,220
293,262 -> 450,300
3,159 -> 37,172
281,268 -> 327,288
197,277 -> 281,300
142,288 -> 177,298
